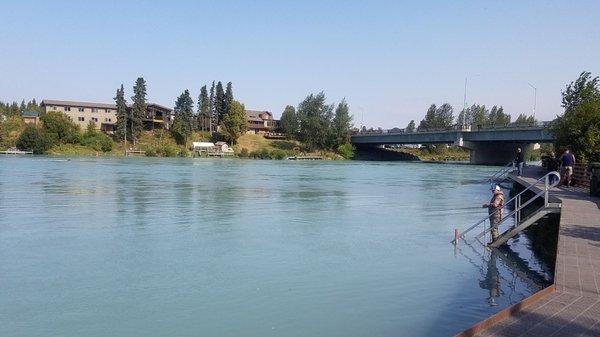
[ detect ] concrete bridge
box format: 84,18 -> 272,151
351,126 -> 554,164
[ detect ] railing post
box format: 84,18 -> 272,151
544,174 -> 549,207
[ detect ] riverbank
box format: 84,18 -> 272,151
384,146 -> 470,162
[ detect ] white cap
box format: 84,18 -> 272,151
491,185 -> 501,191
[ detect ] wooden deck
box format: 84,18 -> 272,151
460,167 -> 600,337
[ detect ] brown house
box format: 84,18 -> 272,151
21,111 -> 40,125
245,110 -> 280,134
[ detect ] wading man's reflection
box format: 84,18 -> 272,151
479,249 -> 501,306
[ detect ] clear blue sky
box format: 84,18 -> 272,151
1,1 -> 599,128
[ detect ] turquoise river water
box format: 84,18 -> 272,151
0,157 -> 552,336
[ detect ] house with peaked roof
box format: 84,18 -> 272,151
245,110 -> 280,134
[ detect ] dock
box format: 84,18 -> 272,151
0,148 -> 33,155
459,167 -> 600,336
286,156 -> 322,160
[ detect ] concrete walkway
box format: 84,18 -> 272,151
470,167 -> 600,336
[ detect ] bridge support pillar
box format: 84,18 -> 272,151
461,142 -> 532,165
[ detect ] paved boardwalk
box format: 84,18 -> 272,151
471,167 -> 600,337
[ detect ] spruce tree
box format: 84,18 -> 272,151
209,81 -> 216,131
114,84 -> 128,142
131,77 -> 147,143
198,85 -> 210,131
215,81 -> 226,122
225,82 -> 234,115
406,120 -> 416,132
171,89 -> 194,145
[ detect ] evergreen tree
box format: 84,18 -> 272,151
280,105 -> 299,137
19,99 -> 26,112
225,82 -> 234,115
209,81 -> 216,131
215,81 -> 226,122
198,85 -> 210,131
221,100 -> 248,144
406,120 -> 416,132
131,77 -> 147,143
171,89 -> 194,144
332,99 -> 353,146
114,84 -> 128,142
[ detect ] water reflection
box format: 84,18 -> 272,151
457,240 -> 550,307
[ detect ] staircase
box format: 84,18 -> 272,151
453,171 -> 561,247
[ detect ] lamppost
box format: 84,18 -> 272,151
527,83 -> 537,120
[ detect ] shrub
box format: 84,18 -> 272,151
40,111 -> 82,144
239,147 -> 249,158
82,131 -> 114,152
145,146 -> 157,157
160,144 -> 179,157
337,143 -> 356,159
178,148 -> 190,157
16,125 -> 53,154
271,149 -> 287,160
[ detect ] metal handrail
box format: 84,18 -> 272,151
452,171 -> 560,244
488,161 -> 515,183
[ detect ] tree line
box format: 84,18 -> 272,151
279,92 -> 353,155
408,103 -> 536,132
113,79 -> 246,145
0,99 -> 44,118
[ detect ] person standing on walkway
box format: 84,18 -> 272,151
560,149 -> 576,186
515,147 -> 525,176
546,151 -> 560,185
483,185 -> 505,244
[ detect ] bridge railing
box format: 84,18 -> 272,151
353,121 -> 551,136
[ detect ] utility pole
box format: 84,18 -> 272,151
463,77 -> 467,110
528,83 -> 537,119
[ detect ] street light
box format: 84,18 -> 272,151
527,83 -> 537,119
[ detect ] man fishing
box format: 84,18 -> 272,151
482,185 -> 505,244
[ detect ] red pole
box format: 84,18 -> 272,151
454,229 -> 460,244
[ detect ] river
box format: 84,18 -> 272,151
0,157 -> 552,336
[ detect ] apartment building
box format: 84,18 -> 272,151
40,100 -> 173,133
41,100 -> 118,133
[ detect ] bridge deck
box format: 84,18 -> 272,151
461,167 -> 600,337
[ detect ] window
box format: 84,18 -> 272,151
78,117 -> 85,122
65,107 -> 71,111
105,109 -> 111,113
104,118 -> 112,122
91,117 -> 98,122
51,106 -> 56,110
92,108 -> 98,113
78,107 -> 84,112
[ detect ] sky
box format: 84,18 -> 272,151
1,0 -> 599,128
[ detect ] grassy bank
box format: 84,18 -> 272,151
234,134 -> 342,160
387,146 -> 470,162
